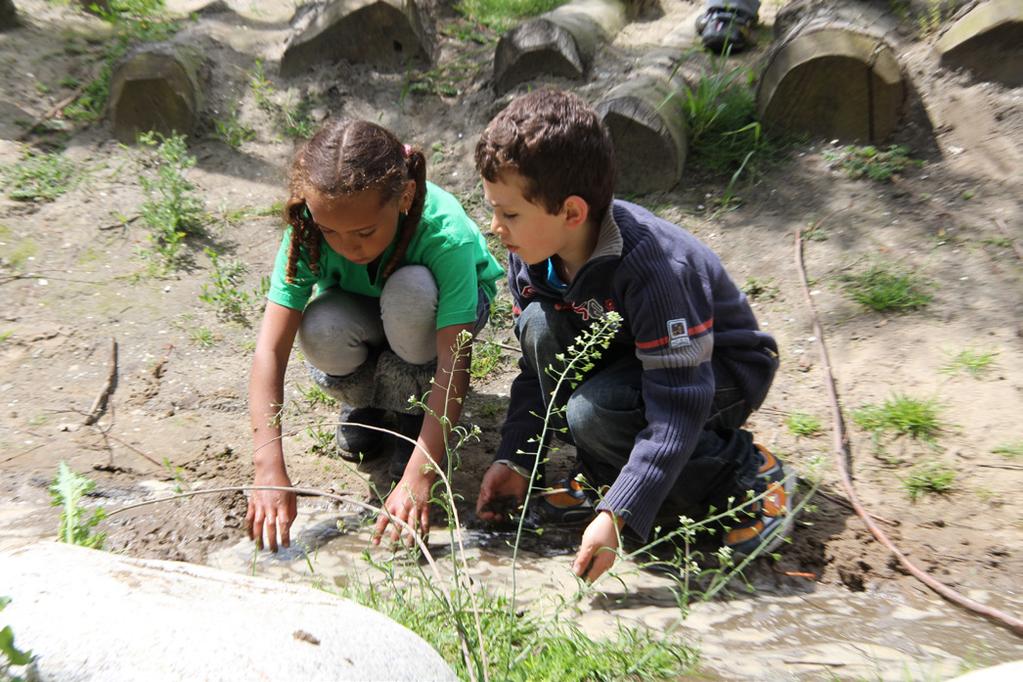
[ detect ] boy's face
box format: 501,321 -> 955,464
482,170 -> 573,266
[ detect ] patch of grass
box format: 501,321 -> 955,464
2,151 -> 78,202
402,59 -> 477,100
823,144 -> 920,182
470,339 -> 504,380
840,263 -> 932,313
213,106 -> 256,149
992,441 -> 1023,459
199,247 -> 252,323
902,461 -> 956,501
786,412 -> 822,438
49,461 -> 106,549
3,239 -> 38,271
742,276 -> 779,302
189,327 -> 216,348
853,394 -> 943,442
981,236 -> 1012,249
256,200 -> 285,218
306,426 -> 336,458
247,60 -> 316,139
455,0 -> 567,31
137,131 -> 205,269
941,348 -> 998,378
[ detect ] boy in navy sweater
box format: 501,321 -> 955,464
473,89 -> 790,582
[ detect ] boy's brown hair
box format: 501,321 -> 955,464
475,89 -> 616,223
284,119 -> 427,282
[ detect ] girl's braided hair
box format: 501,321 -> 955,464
283,119 -> 427,283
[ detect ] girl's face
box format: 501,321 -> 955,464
306,182 -> 414,265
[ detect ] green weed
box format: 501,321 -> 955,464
0,332 -> 11,344
941,348 -> 998,378
823,144 -> 919,182
306,426 -> 336,458
455,0 -> 566,31
1,597 -> 33,680
786,412 -> 822,438
162,457 -> 188,494
840,263 -> 932,313
3,151 -> 78,202
470,339 -> 505,380
301,383 -> 337,408
189,327 -> 216,348
742,276 -> 779,302
678,59 -> 768,177
199,247 -> 252,323
489,292 -> 515,329
137,131 -> 205,269
403,59 -> 477,100
49,461 -> 106,549
992,441 -> 1023,459
902,461 -> 956,501
213,107 -> 256,149
853,394 -> 943,442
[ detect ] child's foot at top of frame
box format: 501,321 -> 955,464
723,445 -> 795,557
695,5 -> 758,54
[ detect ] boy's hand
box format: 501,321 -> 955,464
246,470 -> 297,553
573,511 -> 624,583
373,469 -> 435,546
476,462 -> 529,522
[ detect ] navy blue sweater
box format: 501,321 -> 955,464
497,200 -> 779,539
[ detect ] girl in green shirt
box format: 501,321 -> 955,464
247,119 -> 502,551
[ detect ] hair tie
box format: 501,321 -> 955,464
403,144 -> 413,158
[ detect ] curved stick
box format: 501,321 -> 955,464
794,229 -> 1023,638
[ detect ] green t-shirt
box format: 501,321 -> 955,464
268,182 -> 503,329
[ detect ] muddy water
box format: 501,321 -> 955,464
204,507 -> 1023,681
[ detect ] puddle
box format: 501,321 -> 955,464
206,508 -> 1023,680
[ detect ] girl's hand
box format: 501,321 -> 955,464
476,462 -> 529,522
572,511 -> 624,583
245,470 -> 297,552
373,469 -> 435,546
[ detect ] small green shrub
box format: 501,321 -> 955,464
992,441 -> 1023,459
786,412 -> 822,438
941,348 -> 998,378
853,394 -> 942,442
199,247 -> 251,323
301,383 -> 337,408
246,60 -> 315,139
455,0 -> 567,31
137,131 -> 205,268
470,339 -> 504,380
903,461 -> 956,501
3,151 -> 78,202
742,276 -> 779,302
213,108 -> 256,149
840,263 -> 932,313
49,461 -> 106,549
824,144 -> 919,182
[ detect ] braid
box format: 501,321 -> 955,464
381,148 -> 427,280
284,198 -> 322,284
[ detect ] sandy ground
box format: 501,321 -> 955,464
2,0 -> 1022,678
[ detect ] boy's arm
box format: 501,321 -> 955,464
596,259 -> 716,540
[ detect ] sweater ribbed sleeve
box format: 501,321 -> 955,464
594,239 -> 716,539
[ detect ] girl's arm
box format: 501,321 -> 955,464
374,322 -> 473,544
246,300 -> 303,552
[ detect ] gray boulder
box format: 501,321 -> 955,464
0,542 -> 456,681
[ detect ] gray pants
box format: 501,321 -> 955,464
299,265 -> 489,412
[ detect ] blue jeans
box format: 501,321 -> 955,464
518,301 -> 761,525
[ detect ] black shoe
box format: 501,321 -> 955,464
695,7 -> 757,54
389,411 -> 425,481
336,406 -> 388,461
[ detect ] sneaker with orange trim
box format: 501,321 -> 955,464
533,477 -> 598,527
724,445 -> 795,557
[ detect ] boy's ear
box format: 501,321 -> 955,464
562,195 -> 590,229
